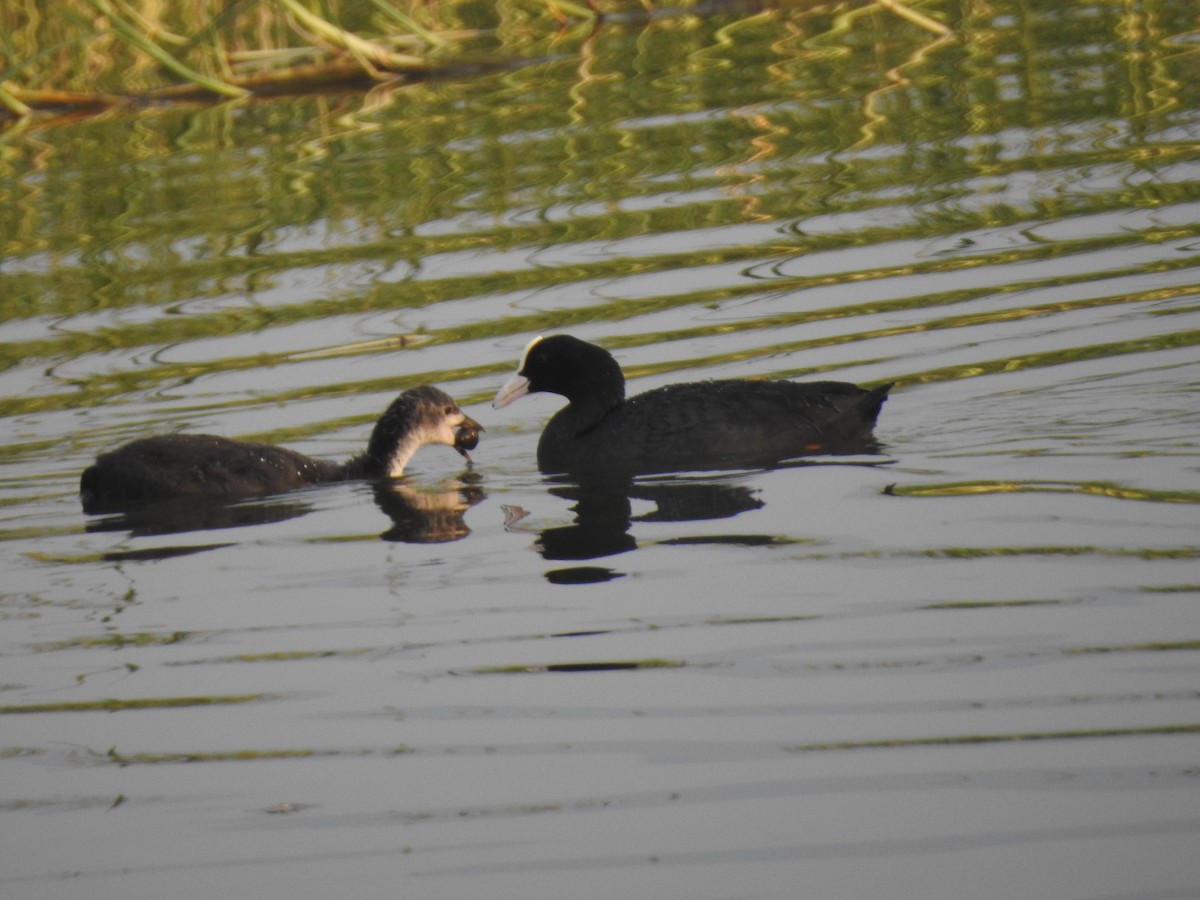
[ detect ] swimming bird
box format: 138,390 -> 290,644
81,385 -> 482,511
492,335 -> 891,473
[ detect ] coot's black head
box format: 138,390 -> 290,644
368,385 -> 484,476
493,335 -> 625,410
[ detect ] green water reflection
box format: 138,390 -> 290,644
0,0 -> 1196,494
4,7 -> 1195,329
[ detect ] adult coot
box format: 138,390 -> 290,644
493,335 -> 891,473
81,385 -> 482,511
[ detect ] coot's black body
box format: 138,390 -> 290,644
493,335 -> 891,474
81,385 -> 482,512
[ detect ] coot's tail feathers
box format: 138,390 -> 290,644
858,383 -> 894,426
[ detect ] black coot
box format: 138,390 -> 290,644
493,335 -> 891,473
81,385 -> 483,511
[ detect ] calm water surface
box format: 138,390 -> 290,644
2,2 -> 1199,898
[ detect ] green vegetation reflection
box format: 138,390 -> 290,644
785,722 -> 1200,753
889,480 -> 1200,504
1,0 -> 1196,457
0,694 -> 268,714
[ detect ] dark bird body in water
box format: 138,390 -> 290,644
493,335 -> 890,474
81,385 -> 482,512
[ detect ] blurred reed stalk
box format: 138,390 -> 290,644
0,0 -> 952,118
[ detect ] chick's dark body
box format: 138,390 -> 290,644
80,385 -> 482,513
80,434 -> 342,507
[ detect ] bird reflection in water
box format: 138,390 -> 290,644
373,474 -> 484,543
505,458 -> 892,584
84,473 -> 485,545
503,471 -> 768,584
83,494 -> 316,539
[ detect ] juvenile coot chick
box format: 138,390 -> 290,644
493,335 -> 891,473
81,385 -> 483,511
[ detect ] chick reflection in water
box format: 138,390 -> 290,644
81,385 -> 484,538
374,474 -> 485,543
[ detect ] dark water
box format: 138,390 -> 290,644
3,3 -> 1199,897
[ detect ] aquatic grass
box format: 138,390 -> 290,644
2,0 -> 946,114
271,0 -> 426,71
105,747 -> 347,765
921,598 -> 1065,609
0,694 -> 269,714
1064,641 -> 1200,656
205,648 -> 373,663
31,631 -> 191,652
3,0 -> 447,110
888,480 -> 1200,504
0,794 -> 129,812
0,747 -> 46,760
303,532 -> 393,544
703,614 -> 822,625
910,546 -> 1200,561
23,544 -> 234,561
784,722 -> 1200,753
0,525 -> 89,544
783,545 -> 1200,563
84,0 -> 249,100
99,744 -> 415,765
